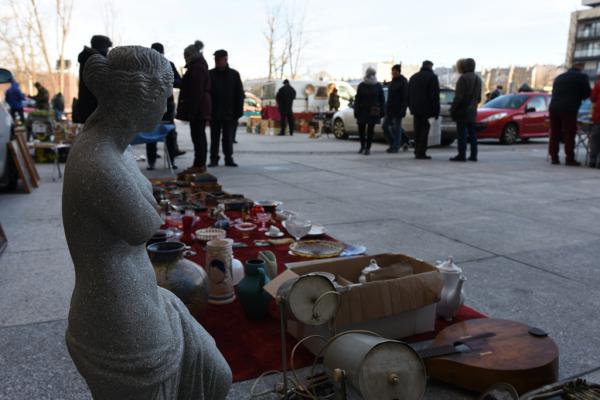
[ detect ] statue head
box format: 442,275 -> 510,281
84,46 -> 173,132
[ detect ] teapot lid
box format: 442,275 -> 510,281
437,257 -> 462,273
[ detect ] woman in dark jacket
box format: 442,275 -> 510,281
354,68 -> 385,155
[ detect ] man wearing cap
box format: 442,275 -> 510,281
73,35 -> 112,124
408,60 -> 440,160
209,49 -> 244,167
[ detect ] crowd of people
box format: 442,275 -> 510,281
69,35 -> 244,171
346,58 -> 596,167
5,34 -> 599,170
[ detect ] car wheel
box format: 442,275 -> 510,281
500,123 -> 518,145
333,119 -> 348,140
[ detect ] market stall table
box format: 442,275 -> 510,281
179,211 -> 486,382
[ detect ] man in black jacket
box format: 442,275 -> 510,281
383,64 -> 409,153
276,80 -> 296,136
209,49 -> 244,167
72,35 -> 112,124
450,58 -> 482,162
548,62 -> 591,166
145,42 -> 183,171
408,60 -> 440,159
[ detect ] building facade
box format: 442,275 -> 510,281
566,1 -> 600,79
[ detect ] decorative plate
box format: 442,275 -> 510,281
289,240 -> 345,259
195,228 -> 226,242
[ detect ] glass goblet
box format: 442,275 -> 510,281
286,217 -> 312,242
256,212 -> 271,231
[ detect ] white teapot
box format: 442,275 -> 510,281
435,257 -> 466,322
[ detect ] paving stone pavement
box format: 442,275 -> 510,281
1,123 -> 599,399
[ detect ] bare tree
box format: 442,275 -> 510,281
30,0 -> 57,92
263,3 -> 280,80
263,1 -> 309,80
102,0 -> 121,45
56,0 -> 74,93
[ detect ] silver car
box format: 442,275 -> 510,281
332,87 -> 457,146
0,68 -> 18,190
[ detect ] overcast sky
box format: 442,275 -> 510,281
42,0 -> 586,79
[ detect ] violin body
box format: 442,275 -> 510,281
423,318 -> 559,394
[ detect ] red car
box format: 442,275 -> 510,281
477,92 -> 551,144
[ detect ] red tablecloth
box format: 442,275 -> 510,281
184,212 -> 486,382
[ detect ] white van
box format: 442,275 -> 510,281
261,80 -> 356,113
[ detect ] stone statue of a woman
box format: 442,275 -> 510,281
62,46 -> 231,399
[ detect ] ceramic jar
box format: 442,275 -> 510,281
147,241 -> 209,317
237,259 -> 272,320
206,238 -> 236,305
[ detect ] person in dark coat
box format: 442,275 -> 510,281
489,85 -> 502,101
408,60 -> 440,159
450,58 -> 482,162
209,49 -> 244,167
176,42 -> 211,172
51,92 -> 65,122
72,35 -> 112,124
549,62 -> 591,166
5,81 -> 25,124
144,42 -> 182,171
276,80 -> 296,136
383,64 -> 409,153
329,87 -> 340,111
354,68 -> 385,155
33,82 -> 49,110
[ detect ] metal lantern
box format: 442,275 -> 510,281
323,333 -> 426,400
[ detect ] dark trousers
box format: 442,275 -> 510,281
190,119 -> 207,167
146,129 -> 177,167
358,122 -> 375,150
549,111 -> 577,162
280,112 -> 294,136
413,116 -> 430,157
10,108 -> 25,124
456,121 -> 478,158
210,119 -> 237,163
590,124 -> 600,167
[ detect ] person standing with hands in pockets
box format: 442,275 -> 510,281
408,60 -> 440,160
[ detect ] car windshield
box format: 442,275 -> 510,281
484,94 -> 529,109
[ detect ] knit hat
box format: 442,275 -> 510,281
194,40 -> 204,52
151,42 -> 164,54
91,35 -> 113,50
365,67 -> 376,78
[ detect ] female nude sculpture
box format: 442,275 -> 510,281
62,46 -> 231,399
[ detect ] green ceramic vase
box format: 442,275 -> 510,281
237,259 -> 272,320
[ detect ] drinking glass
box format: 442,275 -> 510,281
286,217 -> 312,242
256,212 -> 271,231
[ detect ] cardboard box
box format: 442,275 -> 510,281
267,254 -> 443,355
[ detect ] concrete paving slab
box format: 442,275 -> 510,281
0,319 -> 90,400
413,209 -> 598,256
326,219 -> 492,263
0,248 -> 73,327
278,196 -> 386,225
508,239 -> 600,287
460,256 -> 600,377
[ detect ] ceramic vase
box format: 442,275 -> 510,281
237,259 -> 272,320
147,241 -> 209,317
206,238 -> 236,304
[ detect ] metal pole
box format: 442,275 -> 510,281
278,297 -> 288,395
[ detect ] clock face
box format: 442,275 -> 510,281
208,259 -> 227,284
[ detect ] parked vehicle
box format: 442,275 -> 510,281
332,87 -> 457,146
476,92 -> 551,144
0,68 -> 17,190
261,80 -> 356,113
